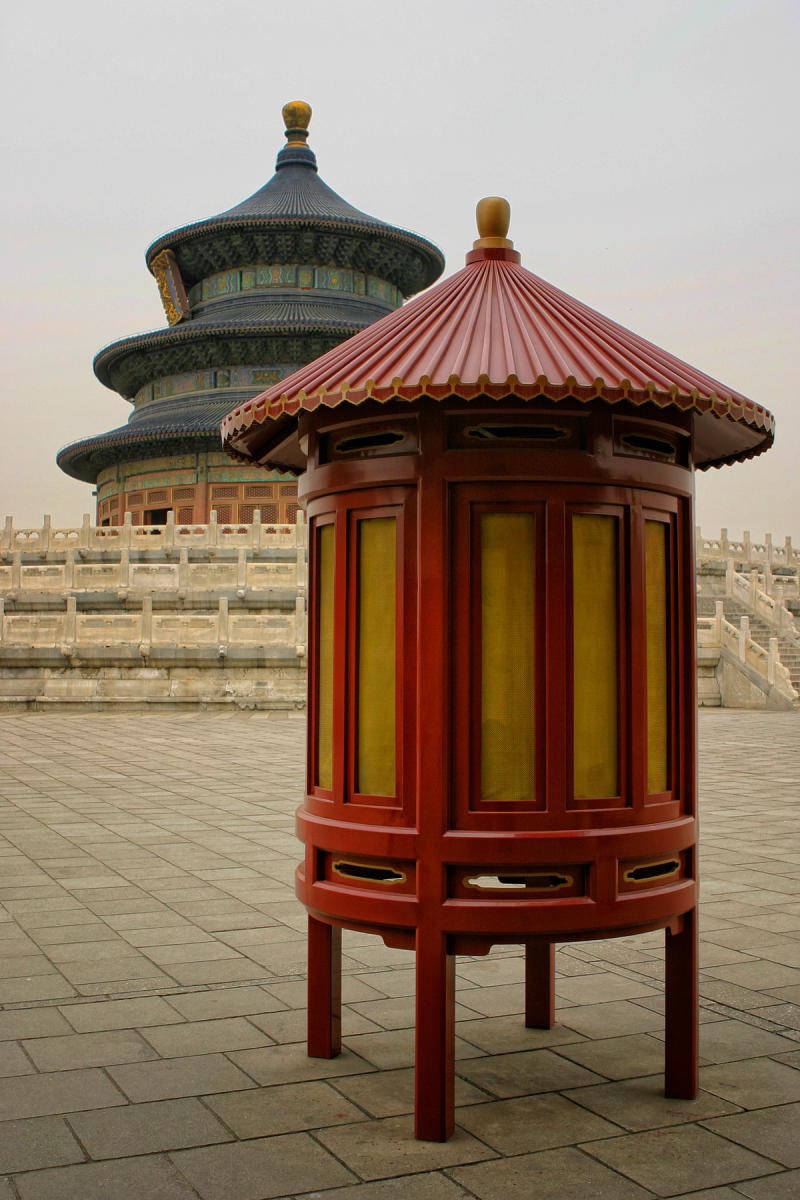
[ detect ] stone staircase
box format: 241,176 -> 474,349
696,594 -> 800,701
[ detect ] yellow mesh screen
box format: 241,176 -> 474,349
357,517 -> 396,795
645,520 -> 669,792
573,514 -> 618,799
480,513 -> 536,800
316,524 -> 334,789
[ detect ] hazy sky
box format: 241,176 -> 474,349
2,0 -> 798,539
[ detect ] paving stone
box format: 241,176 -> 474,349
0,1040 -> 35,1075
315,1117 -> 493,1180
736,1170 -> 800,1199
107,1053 -> 258,1102
583,1124 -> 781,1196
557,999 -> 664,1038
299,1174 -> 472,1199
227,1043 -> 375,1086
170,1132 -> 356,1199
700,1058 -> 800,1108
452,983 -> 526,1017
555,971 -> 658,1004
204,1080 -> 366,1136
454,1014 -> 584,1056
690,1018 -> 798,1063
552,1032 -> 666,1080
562,1075 -> 740,1131
243,1009 -> 311,1044
165,985 -> 286,1021
0,1068 -> 127,1120
448,1146 -> 652,1199
0,975 -> 76,1003
455,1048 -> 603,1098
139,1016 -> 271,1058
2,709 -> 800,1195
22,1029 -> 158,1070
706,961 -> 800,990
30,923 -> 123,945
161,959 -> 266,986
0,1115 -> 85,1173
59,997 -> 185,1032
454,1092 -> 620,1154
331,1066 -> 487,1118
0,954 -> 60,978
67,1097 -> 233,1158
701,1103 -> 800,1167
13,1154 -> 199,1200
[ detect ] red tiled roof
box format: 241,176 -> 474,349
222,235 -> 774,471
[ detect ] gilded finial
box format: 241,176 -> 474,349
282,101 -> 312,147
474,197 -> 513,249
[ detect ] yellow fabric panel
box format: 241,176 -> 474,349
573,514 -> 619,799
316,524 -> 334,789
480,513 -> 536,801
357,517 -> 396,795
645,520 -> 669,792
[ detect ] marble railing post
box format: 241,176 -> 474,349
165,509 -> 175,555
768,638 -> 778,686
739,615 -> 750,662
251,511 -> 262,552
178,548 -> 189,594
749,570 -> 759,608
714,600 -> 724,641
140,595 -> 152,657
64,595 -> 77,646
218,596 -> 229,654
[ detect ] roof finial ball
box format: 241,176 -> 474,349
474,196 -> 514,249
283,101 -> 312,146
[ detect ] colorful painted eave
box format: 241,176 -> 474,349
221,242 -> 774,472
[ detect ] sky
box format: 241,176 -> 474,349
1,0 -> 798,539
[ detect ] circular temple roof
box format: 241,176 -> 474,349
144,102 -> 443,295
58,103 -> 444,484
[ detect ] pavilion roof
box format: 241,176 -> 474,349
222,198 -> 774,472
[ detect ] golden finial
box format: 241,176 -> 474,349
473,197 -> 513,249
282,101 -> 312,147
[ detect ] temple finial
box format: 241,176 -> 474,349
474,197 -> 513,249
282,101 -> 312,147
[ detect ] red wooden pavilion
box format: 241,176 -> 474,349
222,197 -> 774,1140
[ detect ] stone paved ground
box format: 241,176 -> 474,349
0,710 -> 798,1200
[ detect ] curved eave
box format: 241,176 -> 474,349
58,425 -> 225,484
93,319 -> 366,394
146,215 -> 444,294
222,376 -> 774,473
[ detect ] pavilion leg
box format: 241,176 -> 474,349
307,915 -> 341,1058
525,942 -> 555,1029
664,908 -> 698,1098
414,929 -> 455,1141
